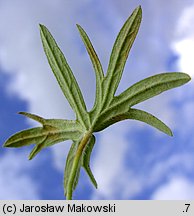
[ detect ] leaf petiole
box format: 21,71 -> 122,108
66,130 -> 93,200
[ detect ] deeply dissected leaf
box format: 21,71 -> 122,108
102,6 -> 142,108
3,5 -> 191,200
111,72 -> 191,109
4,112 -> 83,159
94,108 -> 172,136
39,24 -> 90,128
77,24 -> 104,116
81,135 -> 97,188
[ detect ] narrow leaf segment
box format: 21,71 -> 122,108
39,24 -> 90,129
102,6 -> 142,108
77,24 -> 104,116
112,72 -> 191,108
3,5 -> 191,200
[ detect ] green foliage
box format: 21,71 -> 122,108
3,5 -> 191,200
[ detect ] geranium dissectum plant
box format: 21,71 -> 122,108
3,6 -> 191,200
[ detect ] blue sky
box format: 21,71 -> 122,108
0,0 -> 194,200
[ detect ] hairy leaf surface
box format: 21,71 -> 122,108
81,135 -> 97,188
94,108 -> 172,136
102,6 -> 142,107
77,24 -> 104,115
40,24 -> 90,128
4,112 -> 83,159
111,72 -> 191,109
64,140 -> 81,196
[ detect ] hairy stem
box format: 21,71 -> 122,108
66,130 -> 92,200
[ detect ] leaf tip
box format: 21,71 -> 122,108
135,5 -> 142,14
186,73 -> 191,82
18,111 -> 45,124
76,24 -> 83,33
179,72 -> 191,83
28,155 -> 33,160
3,136 -> 14,148
28,146 -> 38,160
3,141 -> 8,148
39,24 -> 47,36
39,23 -> 44,29
161,122 -> 173,137
28,152 -> 36,160
168,130 -> 173,137
94,181 -> 98,189
137,5 -> 142,10
18,111 -> 25,116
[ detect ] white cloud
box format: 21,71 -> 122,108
91,125 -> 133,199
172,2 -> 194,95
0,152 -> 39,199
172,2 -> 194,136
148,153 -> 194,185
152,176 -> 194,200
0,0 -> 194,200
174,38 -> 194,78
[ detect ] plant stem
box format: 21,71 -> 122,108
66,130 -> 92,200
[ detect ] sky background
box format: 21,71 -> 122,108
0,0 -> 194,200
